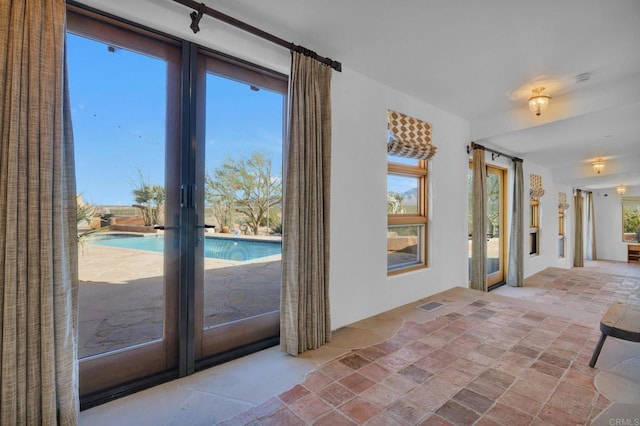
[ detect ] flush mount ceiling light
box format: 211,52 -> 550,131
528,87 -> 551,116
617,185 -> 626,196
592,159 -> 605,174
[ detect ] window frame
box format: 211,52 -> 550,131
530,197 -> 540,256
558,208 -> 565,258
387,158 -> 428,275
622,196 -> 640,243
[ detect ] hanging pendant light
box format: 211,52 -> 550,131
592,159 -> 605,174
528,87 -> 551,116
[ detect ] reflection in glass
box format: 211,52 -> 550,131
388,225 -> 422,270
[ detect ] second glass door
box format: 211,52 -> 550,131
195,54 -> 287,362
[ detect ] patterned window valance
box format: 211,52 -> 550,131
558,192 -> 570,211
387,110 -> 437,160
530,174 -> 545,199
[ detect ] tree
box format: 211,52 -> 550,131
76,195 -> 95,229
624,207 -> 640,233
131,169 -> 165,226
486,174 -> 500,237
387,192 -> 405,214
205,169 -> 236,230
206,152 -> 282,235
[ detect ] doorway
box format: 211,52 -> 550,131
468,164 -> 507,288
68,8 -> 286,404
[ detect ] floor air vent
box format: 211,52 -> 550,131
416,301 -> 444,312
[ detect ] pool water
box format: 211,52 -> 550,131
90,234 -> 281,261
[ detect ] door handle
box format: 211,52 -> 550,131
195,225 -> 215,246
153,225 -> 179,230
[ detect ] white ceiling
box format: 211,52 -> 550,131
197,0 -> 640,189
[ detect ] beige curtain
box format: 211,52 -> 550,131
507,160 -> 524,287
0,1 -> 78,424
586,192 -> 597,260
470,147 -> 487,291
281,52 -> 332,355
574,189 -> 584,267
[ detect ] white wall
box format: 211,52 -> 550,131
521,163 -> 574,277
593,186 -> 640,261
330,69 -> 470,328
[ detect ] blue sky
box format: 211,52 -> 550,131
67,33 -> 283,206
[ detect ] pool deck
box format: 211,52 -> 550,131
78,233 -> 282,359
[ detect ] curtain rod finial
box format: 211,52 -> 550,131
189,3 -> 207,33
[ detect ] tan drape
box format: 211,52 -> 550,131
586,192 -> 597,260
574,189 -> 584,267
507,160 -> 524,287
281,52 -> 331,355
0,1 -> 79,424
470,147 -> 487,291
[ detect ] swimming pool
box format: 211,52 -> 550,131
90,234 -> 282,261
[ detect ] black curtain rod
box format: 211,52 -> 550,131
468,141 -> 523,163
172,0 -> 342,72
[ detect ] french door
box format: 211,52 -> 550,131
68,8 -> 286,403
468,164 -> 506,288
486,167 -> 506,287
194,53 -> 286,366
69,10 -> 182,398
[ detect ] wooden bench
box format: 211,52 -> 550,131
589,302 -> 640,368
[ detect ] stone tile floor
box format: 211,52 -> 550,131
223,300 -> 611,425
81,261 -> 640,425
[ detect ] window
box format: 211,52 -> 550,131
558,208 -> 565,257
386,110 -> 436,274
529,174 -> 544,256
530,198 -> 539,255
387,156 -> 427,273
622,197 -> 640,242
558,192 -> 568,258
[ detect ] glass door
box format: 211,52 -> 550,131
69,7 -> 289,403
468,164 -> 506,288
194,53 -> 287,363
486,167 -> 506,287
68,11 -> 181,397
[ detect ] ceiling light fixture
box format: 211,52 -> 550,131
592,159 -> 605,174
528,87 -> 551,116
616,185 -> 626,196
